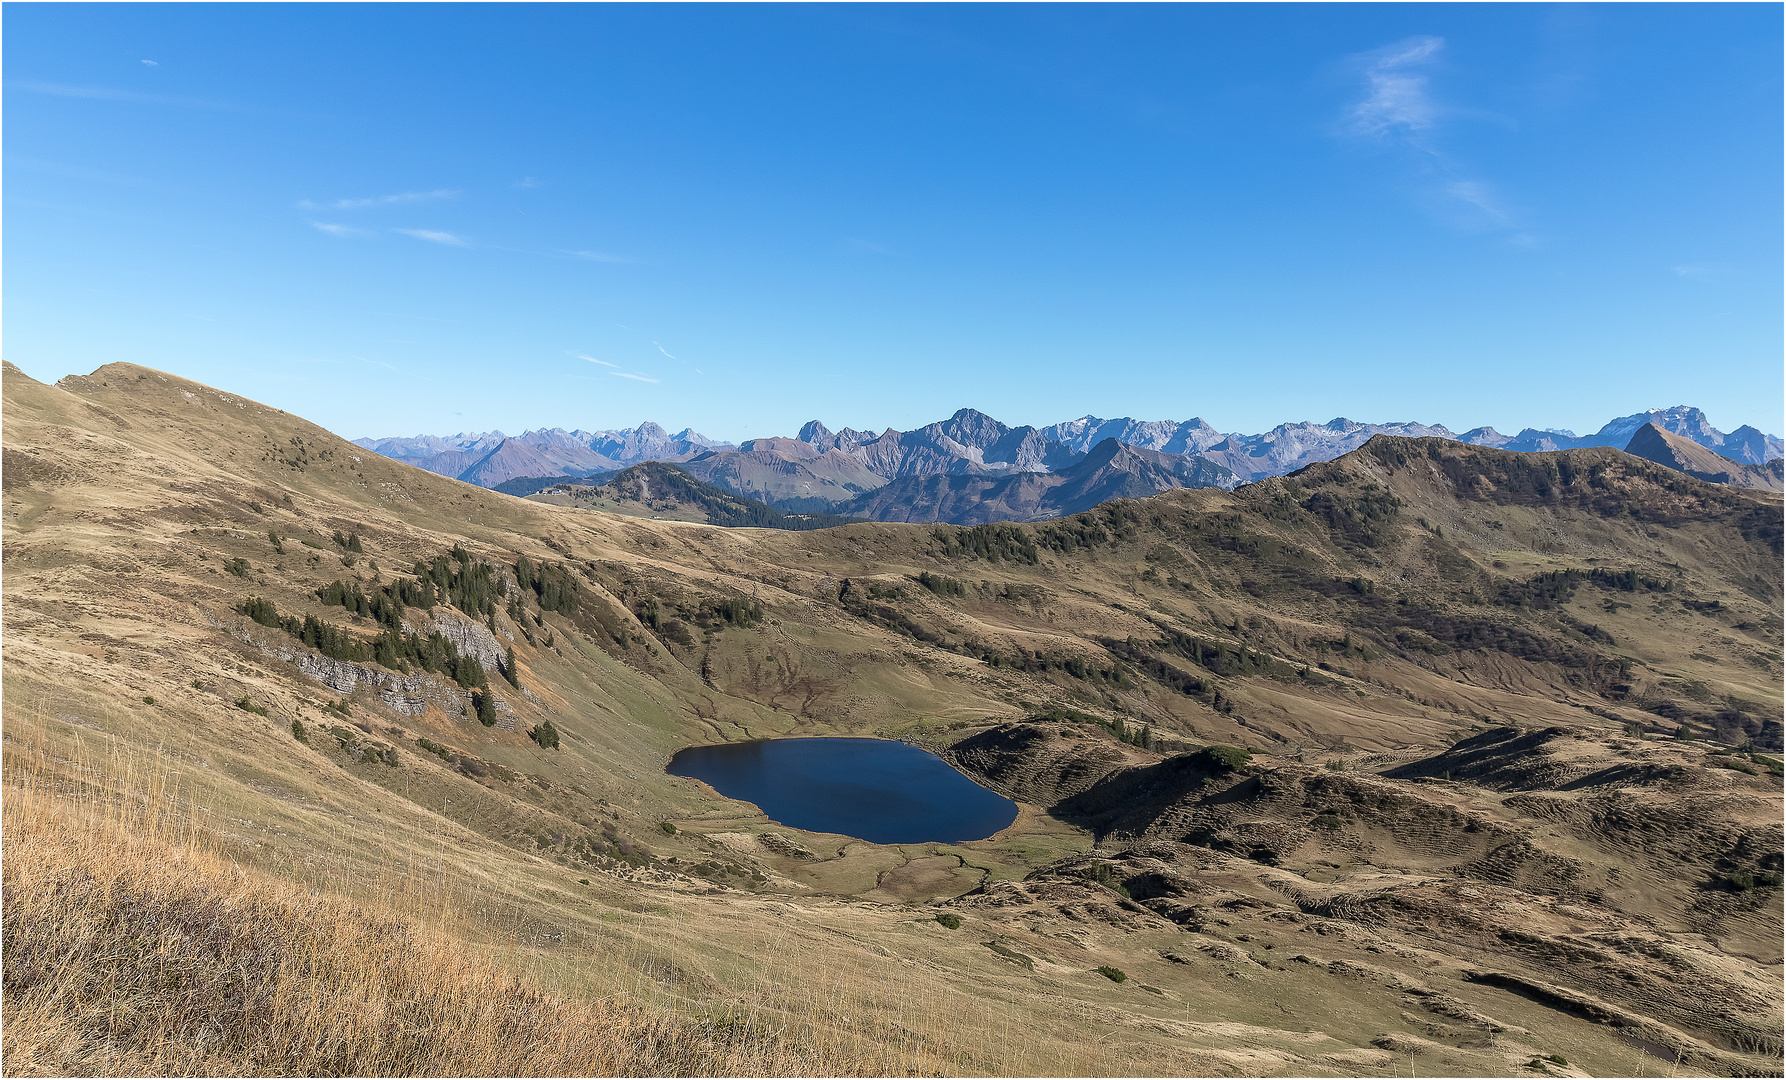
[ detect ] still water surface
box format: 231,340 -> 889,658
667,737 -> 1018,844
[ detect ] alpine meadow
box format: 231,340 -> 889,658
4,5 -> 1782,1078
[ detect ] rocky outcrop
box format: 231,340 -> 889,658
220,613 -> 505,722
411,610 -> 508,676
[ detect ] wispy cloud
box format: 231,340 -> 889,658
141,60 -> 158,66
653,341 -> 679,361
1347,36 -> 1444,138
300,189 -> 458,211
1442,180 -> 1512,226
311,222 -> 368,237
11,80 -> 246,111
610,371 -> 659,383
1340,37 -> 1530,242
394,228 -> 466,246
566,249 -> 630,263
578,354 -> 618,368
513,177 -> 541,189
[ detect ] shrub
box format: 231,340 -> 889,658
224,557 -> 252,577
1081,863 -> 1131,898
1095,966 -> 1127,983
290,719 -> 308,743
416,737 -> 452,761
531,720 -> 560,750
659,821 -> 678,835
1193,745 -> 1252,773
142,696 -> 155,706
235,697 -> 268,717
934,913 -> 961,930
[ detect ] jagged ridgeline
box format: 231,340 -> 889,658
524,461 -> 865,530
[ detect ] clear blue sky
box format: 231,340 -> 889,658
7,3 -> 1781,443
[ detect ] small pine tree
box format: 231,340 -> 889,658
504,645 -> 519,688
474,691 -> 496,727
531,719 -> 560,749
290,718 -> 308,743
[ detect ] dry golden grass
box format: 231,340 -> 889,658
0,734 -> 872,1078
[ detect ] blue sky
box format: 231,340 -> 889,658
7,4 -> 1781,443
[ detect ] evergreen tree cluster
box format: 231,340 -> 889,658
331,530 -> 364,553
413,545 -> 500,617
1498,567 -> 1672,609
514,556 -> 581,617
914,571 -> 966,597
1153,626 -> 1299,680
1100,715 -> 1154,749
239,597 -> 493,690
930,523 -> 1040,564
317,579 -> 431,629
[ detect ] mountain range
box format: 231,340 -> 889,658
360,405 -> 1783,522
1623,422 -> 1785,492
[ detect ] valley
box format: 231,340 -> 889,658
4,361 -> 1783,1076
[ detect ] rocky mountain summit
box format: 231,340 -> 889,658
1624,422 -> 1785,492
356,423 -> 732,488
361,404 -> 1783,526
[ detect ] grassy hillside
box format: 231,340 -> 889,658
4,361 -> 1781,1076
526,461 -> 864,529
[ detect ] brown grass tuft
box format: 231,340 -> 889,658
2,788 -> 862,1077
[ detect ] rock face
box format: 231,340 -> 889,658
412,609 -> 509,675
1623,422 -> 1785,492
222,612 -> 507,722
366,406 -> 1783,531
838,438 -> 1238,524
355,423 -> 734,488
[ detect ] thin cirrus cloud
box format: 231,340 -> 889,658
1345,36 -> 1444,138
653,341 -> 679,360
1340,36 -> 1529,241
11,80 -> 247,111
394,228 -> 466,246
311,222 -> 369,237
298,189 -> 458,211
610,371 -> 660,383
566,249 -> 631,263
578,354 -> 619,368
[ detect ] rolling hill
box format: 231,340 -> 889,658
5,360 -> 1781,1076
523,461 -> 864,530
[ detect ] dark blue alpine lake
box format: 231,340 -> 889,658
667,737 -> 1018,845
